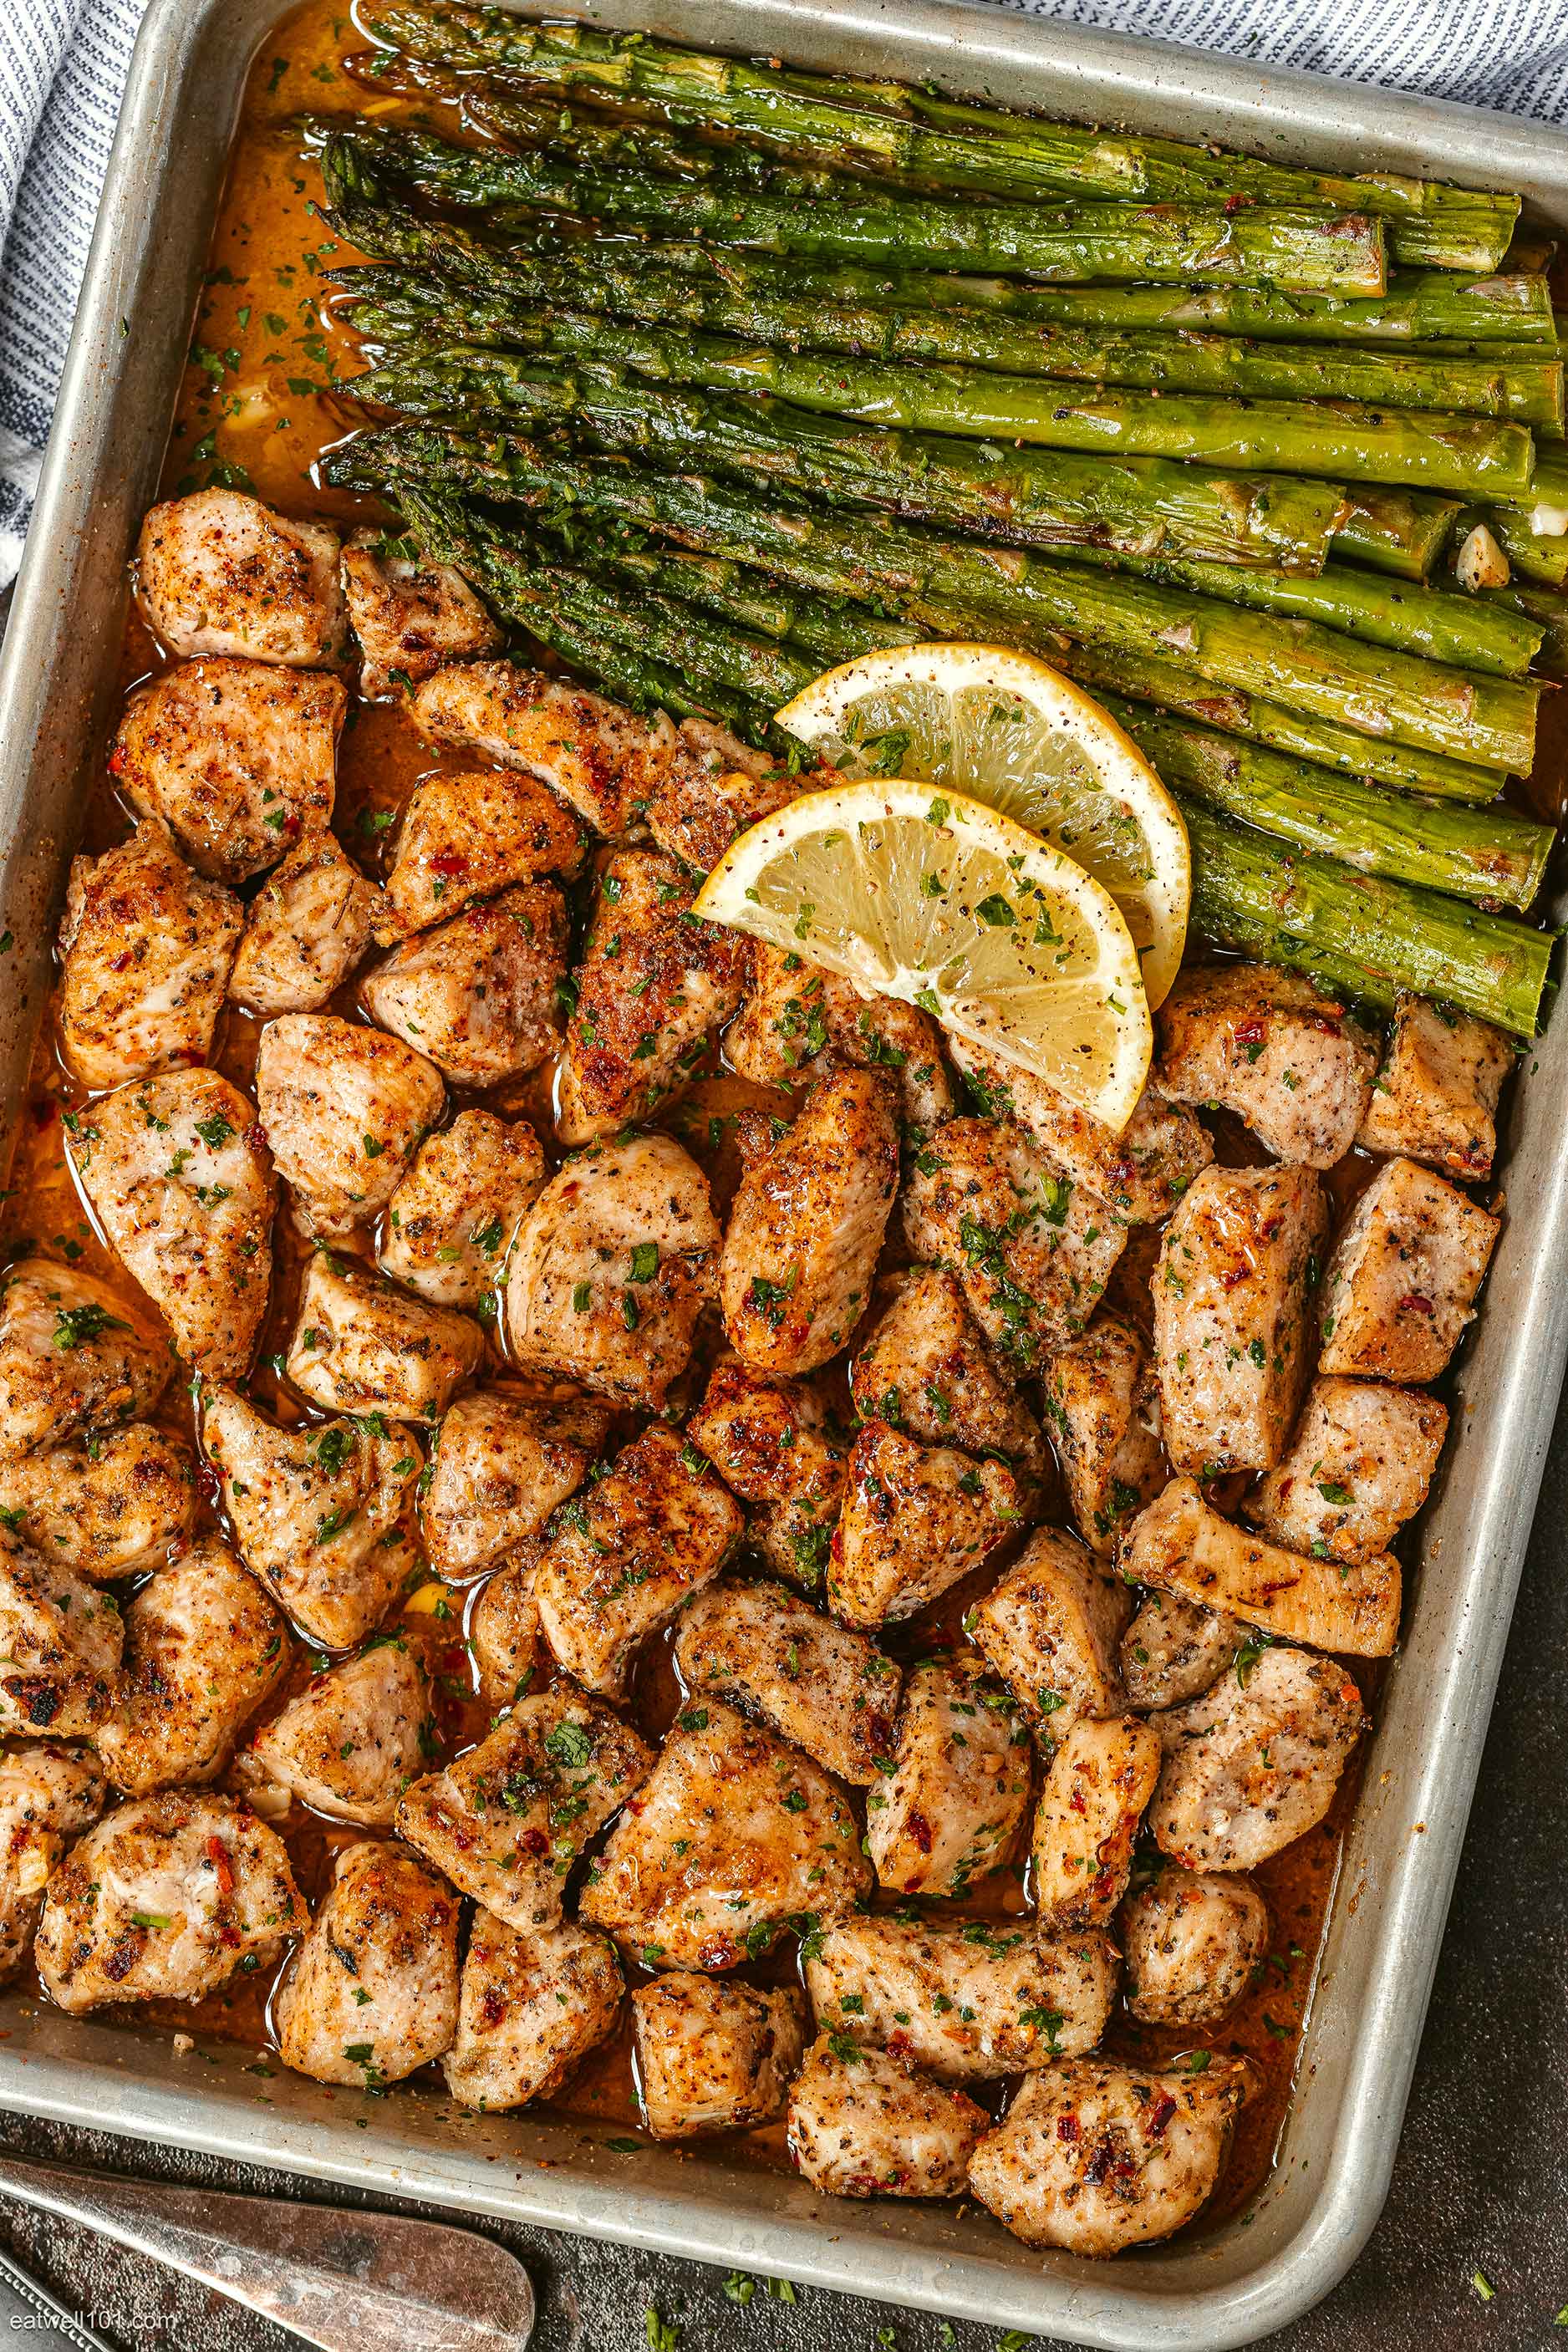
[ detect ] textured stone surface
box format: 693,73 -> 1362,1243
1,1382 -> 1565,2350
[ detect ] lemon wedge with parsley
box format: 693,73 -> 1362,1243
693,777 -> 1153,1131
775,642 -> 1189,1009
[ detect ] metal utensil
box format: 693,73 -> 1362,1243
0,2154 -> 533,2350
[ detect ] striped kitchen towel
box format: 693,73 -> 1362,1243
3,0 -> 1568,589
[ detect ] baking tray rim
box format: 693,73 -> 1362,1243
0,0 -> 1565,2344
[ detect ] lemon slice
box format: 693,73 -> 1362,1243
695,779 -> 1153,1131
776,642 -> 1189,1008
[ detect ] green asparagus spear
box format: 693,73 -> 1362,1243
629,260 -> 1555,345
337,241 -> 1564,430
323,123 -> 1389,292
1104,701 -> 1551,908
360,3 -> 1515,270
345,354 -> 1543,673
353,326 -> 1535,499
327,423 -> 1539,773
1331,489 -> 1463,580
1046,641 -> 1501,803
1183,802 -> 1552,1033
1478,581 -> 1568,677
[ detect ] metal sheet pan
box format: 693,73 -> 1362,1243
0,3 -> 1564,2343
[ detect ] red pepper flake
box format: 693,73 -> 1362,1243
429,851 -> 470,877
1232,1016 -> 1267,1047
107,950 -> 134,973
519,1828 -> 549,1856
1398,1292 -> 1434,1315
206,1835 -> 236,1897
1148,2094 -> 1178,2138
107,746 -> 127,776
1083,2138 -> 1115,2186
1056,2113 -> 1081,2143
1220,1265 -> 1251,1291
907,1809 -> 934,1855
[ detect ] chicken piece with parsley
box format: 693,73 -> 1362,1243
557,849 -> 749,1144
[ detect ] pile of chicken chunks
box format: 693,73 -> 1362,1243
0,488 -> 1508,2258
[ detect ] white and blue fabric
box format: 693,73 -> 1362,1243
4,0 -> 1568,584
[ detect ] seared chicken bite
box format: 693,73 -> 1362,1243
559,851 -> 749,1143
1119,1478 -> 1401,1658
1043,1316 -> 1166,1557
70,1069 -> 274,1380
789,2038 -> 985,2197
0,1742 -> 105,1983
411,664 -> 671,837
903,1117 -> 1126,1370
504,1133 -> 719,1410
642,722 -> 797,874
111,659 -> 342,883
1318,1156 -> 1499,1384
94,1541 -> 289,1797
850,1269 -> 1050,1479
202,1386 -> 423,1649
379,1110 -> 545,1310
58,821 -> 242,1089
1150,1644 -> 1366,1871
469,1558 -> 542,1712
420,1385 -> 608,1581
685,1360 -> 847,1594
866,1657 -> 1031,1898
1357,992 -> 1513,1182
340,527 -> 505,697
35,1789 -> 306,2013
0,1530 -> 124,1735
579,1698 -> 870,1968
1156,965 -> 1378,1168
1153,1163 -> 1328,1474
284,1253 -> 483,1423
949,1040 -> 1212,1224
245,1640 -> 431,1825
361,883 -> 568,1088
1242,1377 -> 1448,1565
1121,1867 -> 1270,2025
674,1577 -> 902,1784
970,1527 -> 1132,1728
228,832 -> 380,1016
829,1421 -> 1023,1630
0,1259 -> 172,1463
720,1069 -> 899,1376
969,2055 -> 1254,2256
255,1012 -> 444,1239
633,1973 -> 807,2139
0,1423 -> 193,1581
1121,1594 -> 1243,1712
397,1688 -> 654,1932
726,945 -> 954,1133
135,490 -> 346,667
533,1428 -> 743,1701
805,1917 -> 1116,2082
1031,1716 -> 1163,1931
379,766 -> 586,939
276,1840 -> 460,2087
442,1913 -> 623,2112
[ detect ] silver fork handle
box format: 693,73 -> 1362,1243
0,2151 -> 534,2351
